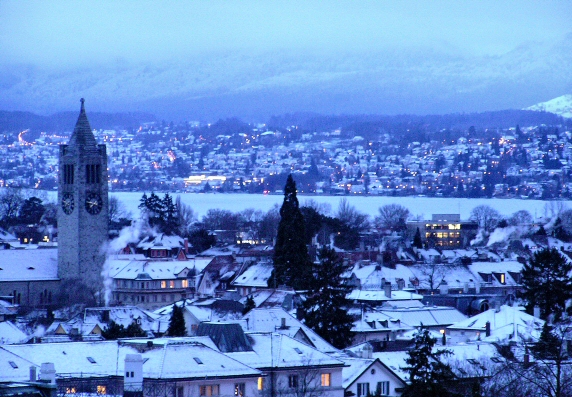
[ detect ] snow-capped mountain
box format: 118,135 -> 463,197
1,32 -> 571,121
525,95 -> 572,118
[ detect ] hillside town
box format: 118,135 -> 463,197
2,117 -> 572,199
1,102 -> 572,397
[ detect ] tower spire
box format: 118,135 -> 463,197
68,98 -> 97,149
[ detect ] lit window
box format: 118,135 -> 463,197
161,281 -> 167,289
258,377 -> 264,390
500,274 -> 505,284
97,385 -> 106,395
169,280 -> 175,288
66,388 -> 77,394
321,373 -> 331,387
182,280 -> 188,288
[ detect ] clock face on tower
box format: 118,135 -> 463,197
85,192 -> 103,215
61,193 -> 74,215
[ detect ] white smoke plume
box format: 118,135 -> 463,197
487,226 -> 519,246
470,229 -> 486,246
100,220 -> 146,306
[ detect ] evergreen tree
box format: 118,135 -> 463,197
162,193 -> 179,235
270,174 -> 312,290
413,227 -> 423,249
522,247 -> 572,320
302,246 -> 354,349
125,320 -> 147,337
531,322 -> 563,361
167,304 -> 187,336
401,326 -> 456,397
101,320 -> 126,340
242,295 -> 255,315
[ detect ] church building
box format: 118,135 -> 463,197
57,99 -> 109,298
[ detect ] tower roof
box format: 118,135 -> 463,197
68,98 -> 97,149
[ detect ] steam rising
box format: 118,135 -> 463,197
100,220 -> 145,306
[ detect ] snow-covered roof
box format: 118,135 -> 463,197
226,333 -> 344,370
347,289 -> 423,302
447,305 -> 544,343
109,258 -> 211,280
1,339 -> 262,381
0,248 -> 58,281
232,262 -> 273,288
0,322 -> 28,344
242,308 -> 336,353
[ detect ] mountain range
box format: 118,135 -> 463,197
0,32 -> 571,122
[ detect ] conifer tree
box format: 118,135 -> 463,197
167,304 -> 187,336
242,295 -> 256,315
522,247 -> 572,320
401,326 -> 456,397
302,246 -> 354,349
125,320 -> 147,338
413,227 -> 423,249
270,174 -> 312,290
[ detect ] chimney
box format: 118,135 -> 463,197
280,318 -> 286,329
30,366 -> 37,382
184,238 -> 189,254
39,363 -> 56,384
485,321 -> 491,337
383,282 -> 392,298
362,343 -> 373,359
441,330 -> 446,346
534,306 -> 541,318
124,354 -> 143,397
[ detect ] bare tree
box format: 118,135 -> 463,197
375,203 -> 410,231
301,199 -> 332,216
336,198 -> 369,231
508,210 -> 533,227
175,195 -> 195,236
0,188 -> 24,224
469,205 -> 501,233
269,355 -> 330,397
544,201 -> 567,221
108,196 -> 130,224
416,263 -> 447,292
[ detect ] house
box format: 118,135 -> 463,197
340,355 -> 406,397
242,307 -> 336,353
198,322 -> 346,396
231,261 -> 274,296
447,305 -> 544,344
0,339 -> 263,397
195,255 -> 242,297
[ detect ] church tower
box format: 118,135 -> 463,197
58,99 -> 108,297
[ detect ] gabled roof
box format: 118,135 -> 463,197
232,261 -> 273,287
242,307 -> 336,353
447,305 -> 544,342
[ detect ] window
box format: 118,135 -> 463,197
288,374 -> 299,389
85,164 -> 101,184
64,164 -> 74,184
87,357 -> 96,364
199,385 -> 219,396
258,377 -> 264,390
9,361 -> 18,369
377,381 -> 390,396
161,281 -> 167,288
66,388 -> 77,394
321,373 -> 331,387
125,372 -> 129,378
176,387 -> 184,397
234,383 -> 245,396
169,280 -> 175,288
96,385 -> 106,395
357,383 -> 370,397
193,357 -> 204,364
182,279 -> 189,288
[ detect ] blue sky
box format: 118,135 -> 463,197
2,0 -> 571,67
